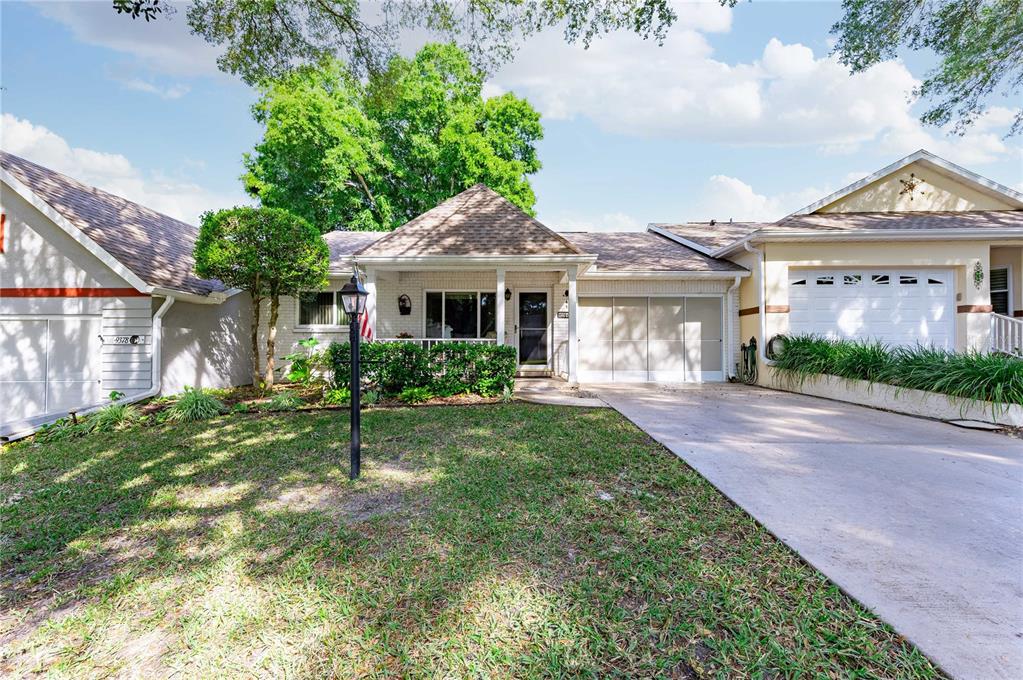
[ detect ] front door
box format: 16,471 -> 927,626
517,291 -> 549,366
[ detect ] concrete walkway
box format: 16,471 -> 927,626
592,383 -> 1023,680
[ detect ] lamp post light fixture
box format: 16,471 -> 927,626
339,274 -> 369,480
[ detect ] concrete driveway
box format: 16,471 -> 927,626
592,383 -> 1023,680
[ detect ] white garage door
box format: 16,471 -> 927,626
788,269 -> 954,348
578,296 -> 723,382
0,317 -> 103,426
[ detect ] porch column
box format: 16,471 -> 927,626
495,267 -> 506,345
365,268 -> 377,340
568,266 -> 578,384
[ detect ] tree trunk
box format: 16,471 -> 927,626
264,295 -> 280,388
250,294 -> 262,388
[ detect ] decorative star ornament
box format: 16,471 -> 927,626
898,173 -> 926,201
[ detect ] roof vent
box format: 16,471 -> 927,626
710,219 -> 716,226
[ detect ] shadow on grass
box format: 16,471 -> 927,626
0,405 -> 941,678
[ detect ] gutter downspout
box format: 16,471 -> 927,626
726,274 -> 742,379
743,241 -> 775,368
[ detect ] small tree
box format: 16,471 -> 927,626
194,206 -> 329,388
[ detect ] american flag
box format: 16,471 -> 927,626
359,307 -> 373,342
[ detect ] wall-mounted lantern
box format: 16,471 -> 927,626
504,288 -> 512,301
398,294 -> 411,316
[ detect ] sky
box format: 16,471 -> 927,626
1,1 -> 1021,231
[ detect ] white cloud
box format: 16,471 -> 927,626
491,21 -> 1019,162
36,1 -> 224,78
114,76 -> 191,99
2,114 -> 249,223
691,175 -> 827,222
549,211 -> 644,232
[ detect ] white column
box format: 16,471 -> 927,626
495,268 -> 506,345
568,266 -> 578,384
365,268 -> 377,340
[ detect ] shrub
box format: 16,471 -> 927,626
321,386 -> 351,406
35,417 -> 91,443
398,386 -> 434,404
773,334 -> 1023,408
264,390 -> 304,412
167,387 -> 226,422
284,337 -> 325,385
326,341 -> 516,397
90,403 -> 142,432
231,402 -> 252,414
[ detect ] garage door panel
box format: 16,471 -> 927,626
612,298 -> 647,341
0,320 -> 47,381
48,319 -> 102,380
47,380 -> 104,415
789,269 -> 953,349
579,298 -> 613,374
2,383 -> 47,422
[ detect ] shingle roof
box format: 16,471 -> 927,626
323,230 -> 388,263
1,151 -> 223,296
652,222 -> 771,251
770,210 -> 1023,232
561,231 -> 745,272
356,184 -> 585,257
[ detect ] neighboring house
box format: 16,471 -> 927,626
0,151 -> 252,438
651,150 -> 1023,375
3,148 -> 1022,437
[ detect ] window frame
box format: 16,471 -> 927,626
991,265 -> 1012,316
423,289 -> 498,340
295,290 -> 349,329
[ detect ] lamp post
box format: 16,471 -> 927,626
339,274 -> 368,480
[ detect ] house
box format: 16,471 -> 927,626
2,149 -> 1021,437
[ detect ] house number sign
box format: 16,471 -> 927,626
101,335 -> 145,345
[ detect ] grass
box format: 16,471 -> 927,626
1,405 -> 942,678
774,334 -> 1023,408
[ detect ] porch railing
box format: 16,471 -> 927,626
990,313 -> 1023,358
376,337 -> 498,350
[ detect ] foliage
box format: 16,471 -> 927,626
5,406 -> 942,677
194,206 -> 329,387
165,1 -> 682,85
35,417 -> 93,443
326,341 -> 517,398
108,390 -> 126,402
284,337 -> 325,385
262,391 -> 304,412
243,44 -> 543,232
230,402 -> 252,414
773,335 -> 1023,408
90,404 -> 143,433
833,0 -> 1023,136
398,386 -> 434,404
321,386 -> 351,406
166,387 -> 227,423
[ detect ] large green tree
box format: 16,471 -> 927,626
832,0 -> 1022,136
193,206 -> 329,388
243,44 -> 543,232
114,0 -> 677,83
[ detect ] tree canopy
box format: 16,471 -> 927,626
243,43 -> 543,232
194,206 -> 329,386
832,0 -> 1022,136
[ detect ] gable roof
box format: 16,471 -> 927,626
649,222 -> 771,255
772,210 -> 1023,233
561,231 -> 745,273
323,230 -> 388,265
1,151 -> 225,297
789,149 -> 1023,216
356,184 -> 586,258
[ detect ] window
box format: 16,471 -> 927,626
899,275 -> 918,285
927,277 -> 944,285
298,291 -> 349,327
991,267 -> 1010,315
790,278 -> 807,286
425,291 -> 498,339
843,274 -> 862,285
871,274 -> 890,285
815,275 -> 834,286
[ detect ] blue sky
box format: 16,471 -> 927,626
2,1 -> 1021,229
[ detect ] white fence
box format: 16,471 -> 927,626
990,313 -> 1023,358
376,337 -> 498,350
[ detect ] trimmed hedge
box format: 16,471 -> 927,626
773,334 -> 1023,407
327,341 -> 517,397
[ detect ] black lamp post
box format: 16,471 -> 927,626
339,274 -> 368,480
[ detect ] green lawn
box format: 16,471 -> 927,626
1,404 -> 941,678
